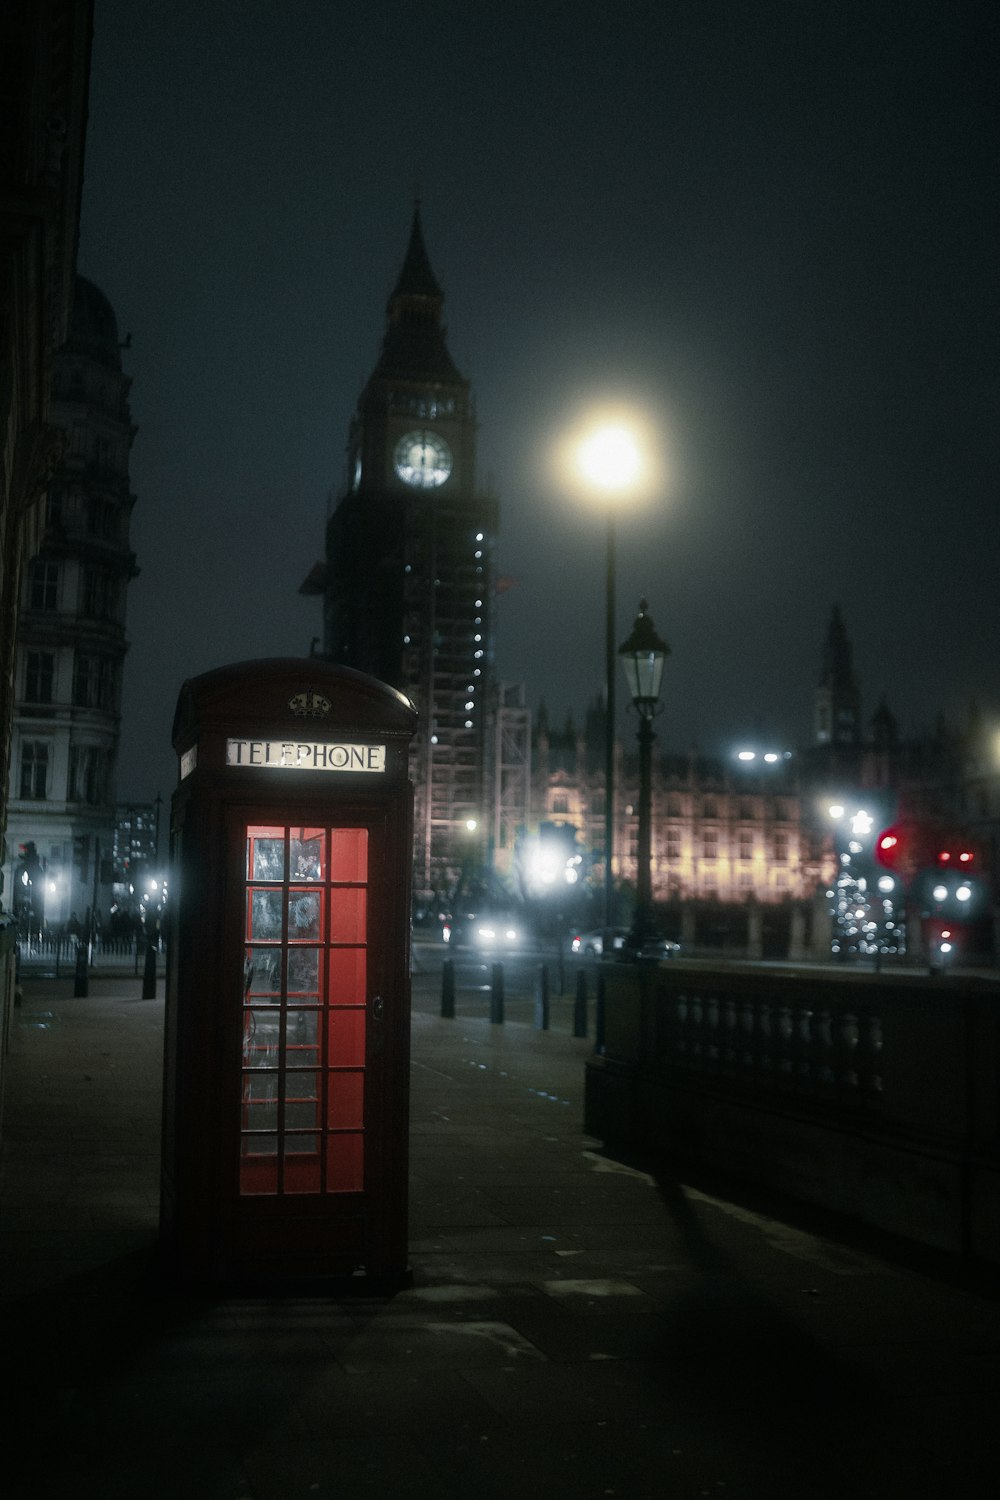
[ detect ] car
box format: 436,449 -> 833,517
643,936 -> 681,959
444,910 -> 528,953
571,927 -> 628,957
571,927 -> 680,958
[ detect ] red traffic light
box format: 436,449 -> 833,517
937,847 -> 974,866
874,825 -> 908,870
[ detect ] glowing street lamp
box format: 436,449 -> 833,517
453,816 -> 482,906
576,424 -> 642,492
736,748 -> 791,765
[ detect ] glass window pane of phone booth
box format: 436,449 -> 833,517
242,824 -> 368,1197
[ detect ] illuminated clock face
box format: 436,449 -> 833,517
394,430 -> 452,488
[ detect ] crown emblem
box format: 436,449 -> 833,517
288,690 -> 331,718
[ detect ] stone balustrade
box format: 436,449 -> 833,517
585,959 -> 1000,1262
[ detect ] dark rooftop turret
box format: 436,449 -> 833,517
64,276 -> 123,371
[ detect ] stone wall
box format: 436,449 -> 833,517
586,958 -> 1000,1262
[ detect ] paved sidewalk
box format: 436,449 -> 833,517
2,975 -> 1000,1499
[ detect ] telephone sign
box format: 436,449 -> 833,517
225,738 -> 386,772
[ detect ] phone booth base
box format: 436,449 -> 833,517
160,660 -> 417,1290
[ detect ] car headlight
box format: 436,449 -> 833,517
504,928 -> 518,942
477,926 -> 495,943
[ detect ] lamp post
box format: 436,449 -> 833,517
618,599 -> 669,954
574,423 -> 643,952
453,816 -> 480,907
604,506 -> 616,953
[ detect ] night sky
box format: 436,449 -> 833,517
76,0 -> 998,805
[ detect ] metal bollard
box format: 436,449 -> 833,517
441,956 -> 456,1018
535,963 -> 550,1030
594,968 -> 606,1053
142,941 -> 158,999
73,942 -> 88,998
490,961 -> 505,1024
573,968 -> 588,1038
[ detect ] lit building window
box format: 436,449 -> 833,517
82,566 -> 118,620
19,741 -> 50,800
69,745 -> 108,805
29,561 -> 59,611
73,652 -> 116,710
25,652 -> 54,704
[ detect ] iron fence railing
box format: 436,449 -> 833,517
15,935 -> 166,978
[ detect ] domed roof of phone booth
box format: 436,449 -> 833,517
171,658 -> 418,754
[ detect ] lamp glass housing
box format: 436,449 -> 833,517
617,599 -> 669,716
621,647 -> 665,708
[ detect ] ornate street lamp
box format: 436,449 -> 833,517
618,598 -> 669,954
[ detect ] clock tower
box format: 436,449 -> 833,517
314,206 -> 497,900
814,604 -> 861,748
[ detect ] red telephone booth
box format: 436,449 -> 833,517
160,659 -> 417,1288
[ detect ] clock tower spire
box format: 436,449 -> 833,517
366,202 -> 466,391
814,604 -> 861,747
390,201 -> 444,304
313,208 -> 497,901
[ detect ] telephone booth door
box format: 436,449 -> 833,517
240,821 -> 371,1199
